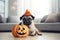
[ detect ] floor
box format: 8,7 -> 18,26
0,32 -> 60,40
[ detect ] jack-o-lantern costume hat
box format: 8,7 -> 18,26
20,9 -> 35,20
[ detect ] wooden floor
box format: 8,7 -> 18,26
0,32 -> 60,40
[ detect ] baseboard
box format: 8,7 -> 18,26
41,30 -> 60,33
0,30 -> 11,32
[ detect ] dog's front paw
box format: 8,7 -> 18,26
36,31 -> 42,36
30,33 -> 36,36
29,31 -> 36,36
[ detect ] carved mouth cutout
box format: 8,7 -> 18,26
17,32 -> 26,35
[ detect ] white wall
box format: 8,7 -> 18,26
17,0 -> 52,19
17,0 -> 59,19
8,0 -> 17,16
8,0 -> 59,17
31,0 -> 52,19
8,0 -> 20,23
51,0 -> 58,13
5,0 -> 8,18
58,0 -> 60,13
17,0 -> 31,17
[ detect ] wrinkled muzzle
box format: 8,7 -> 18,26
23,18 -> 31,26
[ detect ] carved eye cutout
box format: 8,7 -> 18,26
23,28 -> 25,30
18,28 -> 20,30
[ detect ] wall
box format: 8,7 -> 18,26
8,0 -> 59,17
58,0 -> 60,13
0,0 -> 4,1
8,0 -> 17,16
51,0 -> 58,13
8,0 -> 59,16
8,0 -> 20,23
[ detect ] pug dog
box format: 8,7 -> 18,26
19,10 -> 42,36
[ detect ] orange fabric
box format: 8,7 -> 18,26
22,9 -> 32,16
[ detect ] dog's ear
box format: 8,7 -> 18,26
31,16 -> 35,20
20,16 -> 23,20
20,17 -> 22,20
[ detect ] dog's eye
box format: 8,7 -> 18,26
29,16 -> 32,18
24,16 -> 27,18
22,16 -> 26,19
27,16 -> 32,19
28,16 -> 31,18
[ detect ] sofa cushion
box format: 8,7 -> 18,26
7,16 -> 20,23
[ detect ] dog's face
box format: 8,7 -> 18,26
20,16 -> 35,26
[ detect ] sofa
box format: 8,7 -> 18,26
0,16 -> 60,32
0,23 -> 60,32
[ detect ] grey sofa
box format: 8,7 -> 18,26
0,23 -> 60,32
0,15 -> 60,32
